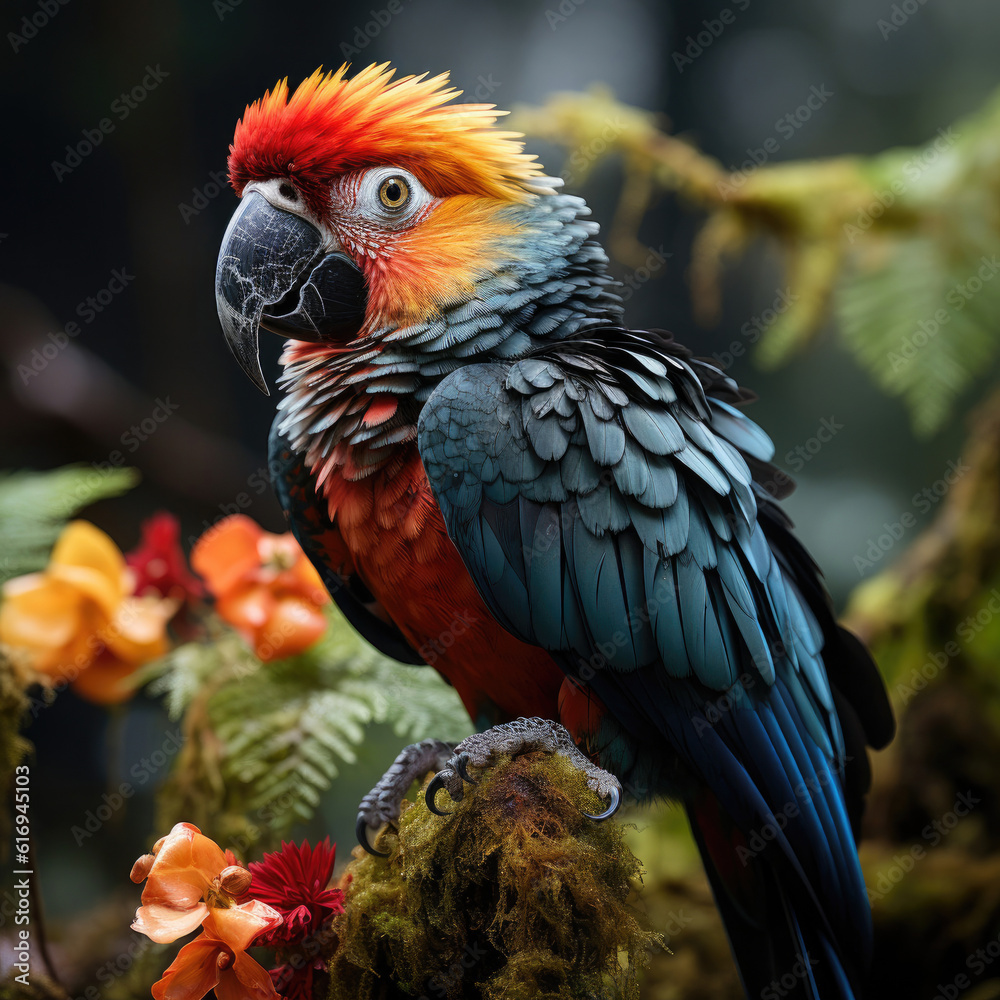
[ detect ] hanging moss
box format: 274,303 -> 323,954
328,751 -> 661,1000
0,652 -> 32,858
511,87 -> 1000,434
0,975 -> 68,1000
0,653 -> 30,770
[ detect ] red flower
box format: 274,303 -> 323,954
239,839 -> 343,948
127,512 -> 205,603
269,961 -> 327,1000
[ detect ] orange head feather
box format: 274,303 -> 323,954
222,61 -> 621,471
228,62 -> 550,221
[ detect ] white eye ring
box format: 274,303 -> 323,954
360,167 -> 430,226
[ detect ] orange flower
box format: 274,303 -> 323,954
151,902 -> 281,1000
0,521 -> 176,704
131,822 -> 240,942
191,515 -> 329,661
131,823 -> 281,1000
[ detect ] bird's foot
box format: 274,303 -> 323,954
425,716 -> 622,821
356,737 -> 455,857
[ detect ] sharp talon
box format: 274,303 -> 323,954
356,815 -> 388,858
455,753 -> 478,785
425,773 -> 453,816
583,784 -> 621,821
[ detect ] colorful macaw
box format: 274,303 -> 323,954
215,63 -> 893,999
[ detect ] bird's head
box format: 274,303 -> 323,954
216,63 -> 622,396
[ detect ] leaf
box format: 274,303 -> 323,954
837,236 -> 1000,435
515,84 -> 1000,431
363,663 -> 472,745
143,639 -> 245,720
152,605 -> 471,841
0,465 -> 139,583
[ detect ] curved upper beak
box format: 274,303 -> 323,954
215,191 -> 368,394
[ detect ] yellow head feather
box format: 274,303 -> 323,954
228,63 -> 554,214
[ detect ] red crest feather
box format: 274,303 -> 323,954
228,63 -> 550,218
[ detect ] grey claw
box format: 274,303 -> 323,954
582,784 -> 621,821
356,815 -> 389,858
455,752 -> 478,785
425,773 -> 453,816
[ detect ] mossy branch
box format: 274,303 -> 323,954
329,752 -> 660,1000
511,87 -> 1000,434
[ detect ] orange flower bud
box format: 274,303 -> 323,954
218,865 -> 253,897
130,854 -> 156,883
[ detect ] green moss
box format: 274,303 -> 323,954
0,654 -> 30,776
0,974 -> 67,1000
0,652 -> 32,855
329,751 -> 660,999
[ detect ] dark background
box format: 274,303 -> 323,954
1,0 -> 997,944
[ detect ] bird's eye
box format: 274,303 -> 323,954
378,176 -> 410,209
278,182 -> 298,201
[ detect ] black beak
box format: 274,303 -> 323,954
215,191 -> 368,394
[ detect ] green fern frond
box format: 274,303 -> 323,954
0,465 -> 138,583
838,236 -> 1000,435
151,605 -> 470,842
212,661 -> 381,826
362,662 -> 472,745
142,637 -> 249,720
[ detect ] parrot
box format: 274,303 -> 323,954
214,63 -> 894,1000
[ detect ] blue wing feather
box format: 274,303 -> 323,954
416,328 -> 891,999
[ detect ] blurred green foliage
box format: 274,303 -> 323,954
145,606 -> 470,856
0,466 -> 138,586
513,86 -> 1000,435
